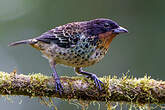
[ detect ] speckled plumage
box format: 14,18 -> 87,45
32,19 -> 119,67
9,18 -> 128,93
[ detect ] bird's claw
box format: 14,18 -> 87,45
54,78 -> 63,95
87,74 -> 104,91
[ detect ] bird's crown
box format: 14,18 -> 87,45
82,18 -> 120,36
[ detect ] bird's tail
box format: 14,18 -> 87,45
8,39 -> 37,47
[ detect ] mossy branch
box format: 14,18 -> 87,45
0,71 -> 165,105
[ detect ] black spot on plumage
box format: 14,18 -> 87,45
56,43 -> 69,48
85,44 -> 89,48
73,32 -> 77,35
90,36 -> 99,46
71,37 -> 79,44
100,46 -> 104,49
75,47 -> 79,50
77,54 -> 81,57
63,53 -> 66,56
80,63 -> 84,65
85,59 -> 88,61
96,52 -> 99,56
80,45 -> 83,48
87,37 -> 92,41
59,52 -> 62,55
76,59 -> 79,62
65,26 -> 72,30
78,49 -> 81,53
81,51 -> 85,55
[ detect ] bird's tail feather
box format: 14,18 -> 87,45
8,39 -> 37,47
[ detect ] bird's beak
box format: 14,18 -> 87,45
112,26 -> 128,34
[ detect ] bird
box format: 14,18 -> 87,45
9,18 -> 128,94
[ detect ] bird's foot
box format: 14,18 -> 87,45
87,74 -> 104,91
54,78 -> 63,95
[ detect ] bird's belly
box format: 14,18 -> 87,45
41,43 -> 107,67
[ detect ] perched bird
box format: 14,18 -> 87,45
9,18 -> 128,93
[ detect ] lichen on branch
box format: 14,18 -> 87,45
0,71 -> 165,105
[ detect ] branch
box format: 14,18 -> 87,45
0,71 -> 165,105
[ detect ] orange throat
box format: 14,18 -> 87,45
98,32 -> 117,49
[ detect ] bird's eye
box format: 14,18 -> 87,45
104,23 -> 110,27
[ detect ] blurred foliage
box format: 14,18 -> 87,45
0,0 -> 165,110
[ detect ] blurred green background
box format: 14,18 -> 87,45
0,0 -> 164,110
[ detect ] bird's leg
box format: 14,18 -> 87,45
74,67 -> 104,90
49,60 -> 63,94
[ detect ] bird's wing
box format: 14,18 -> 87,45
36,23 -> 83,48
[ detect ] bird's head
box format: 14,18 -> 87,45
83,18 -> 128,49
85,18 -> 128,36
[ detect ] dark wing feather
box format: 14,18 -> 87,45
36,24 -> 82,48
